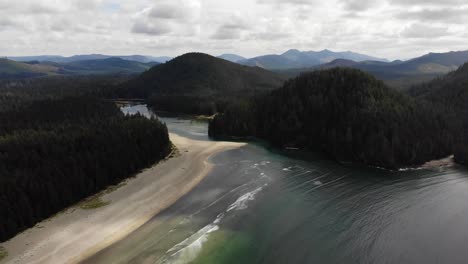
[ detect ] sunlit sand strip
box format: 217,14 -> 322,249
0,133 -> 245,264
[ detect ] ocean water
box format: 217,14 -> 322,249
85,104 -> 468,264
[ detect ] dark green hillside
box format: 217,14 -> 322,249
0,97 -> 170,242
409,63 -> 468,164
209,68 -> 455,169
119,53 -> 286,114
0,58 -> 60,79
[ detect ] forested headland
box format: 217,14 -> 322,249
0,94 -> 170,242
408,63 -> 468,164
209,68 -> 457,169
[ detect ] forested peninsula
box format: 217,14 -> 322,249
209,68 -> 457,169
0,97 -> 170,241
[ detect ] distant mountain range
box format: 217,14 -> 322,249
0,58 -> 159,79
3,49 -> 468,89
7,54 -> 172,64
217,54 -> 246,63
281,50 -> 468,89
237,49 -> 389,70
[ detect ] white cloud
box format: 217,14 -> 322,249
132,20 -> 172,36
211,15 -> 250,40
401,23 -> 450,39
395,8 -> 468,24
389,0 -> 466,6
131,0 -> 201,36
340,0 -> 382,11
0,0 -> 466,60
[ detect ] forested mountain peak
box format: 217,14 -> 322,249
118,52 -> 286,114
121,52 -> 285,97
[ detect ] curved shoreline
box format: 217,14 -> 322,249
0,133 -> 246,264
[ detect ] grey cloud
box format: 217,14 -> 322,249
401,23 -> 450,39
0,18 -> 16,31
247,32 -> 291,41
396,8 -> 468,24
1,0 -> 467,61
212,26 -> 242,40
212,23 -> 248,40
72,0 -> 102,10
257,0 -> 315,5
341,0 -> 381,11
0,18 -> 15,26
211,16 -> 250,40
50,20 -> 71,32
149,4 -> 193,20
27,3 -> 62,14
148,0 -> 200,22
389,0 -> 466,5
132,21 -> 171,35
131,0 -> 201,36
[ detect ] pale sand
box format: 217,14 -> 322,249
0,133 -> 245,264
421,155 -> 455,169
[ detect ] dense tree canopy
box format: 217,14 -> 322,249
210,68 -> 456,169
0,74 -> 129,111
408,63 -> 468,164
0,97 -> 170,242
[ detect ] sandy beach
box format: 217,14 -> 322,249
421,155 -> 455,169
0,133 -> 245,264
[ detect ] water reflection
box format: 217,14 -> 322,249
120,103 -> 209,141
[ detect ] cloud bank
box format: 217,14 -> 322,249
0,0 -> 467,60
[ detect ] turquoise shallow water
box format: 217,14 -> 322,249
86,104 -> 468,264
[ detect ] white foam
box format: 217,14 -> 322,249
226,186 -> 264,212
159,186 -> 266,263
398,167 -> 424,172
161,213 -> 224,264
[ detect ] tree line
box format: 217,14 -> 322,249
0,97 -> 170,241
209,68 -> 457,169
408,63 -> 468,164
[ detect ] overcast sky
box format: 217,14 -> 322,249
0,0 -> 467,60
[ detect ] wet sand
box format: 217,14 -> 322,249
0,133 -> 245,264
